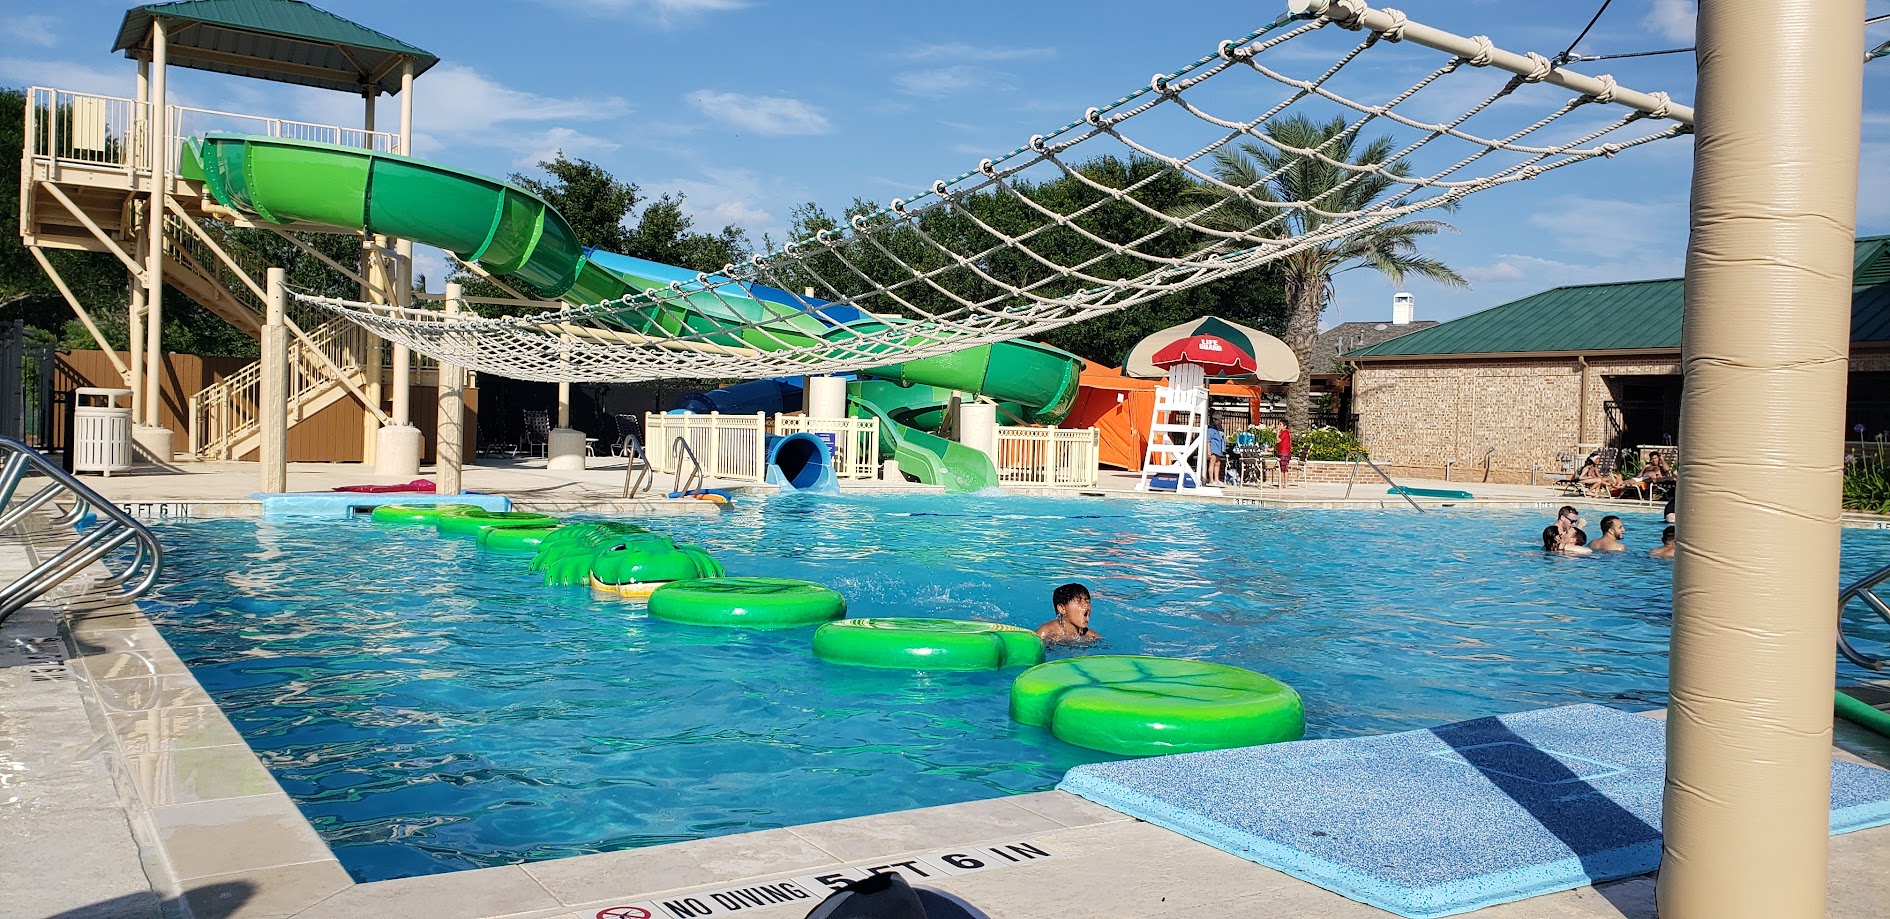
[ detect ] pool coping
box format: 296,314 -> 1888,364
18,515 -> 1890,919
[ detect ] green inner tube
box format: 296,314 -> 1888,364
369,503 -> 481,524
437,509 -> 560,536
1010,655 -> 1304,756
648,577 -> 846,629
478,523 -> 561,553
814,618 -> 1044,670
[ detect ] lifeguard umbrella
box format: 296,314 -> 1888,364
1123,316 -> 1299,381
1150,334 -> 1258,376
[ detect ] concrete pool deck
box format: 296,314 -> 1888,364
6,514 -> 1890,919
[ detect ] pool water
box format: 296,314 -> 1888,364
143,496 -> 1890,881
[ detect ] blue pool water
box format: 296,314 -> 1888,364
142,496 -> 1890,882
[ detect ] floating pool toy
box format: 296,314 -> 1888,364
530,522 -> 652,584
1010,655 -> 1303,756
369,503 -> 481,524
477,523 -> 561,553
813,618 -> 1044,670
437,509 -> 560,536
586,539 -> 725,599
648,577 -> 845,628
1388,486 -> 1476,501
333,479 -> 435,494
670,488 -> 735,505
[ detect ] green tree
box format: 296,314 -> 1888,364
1175,114 -> 1466,428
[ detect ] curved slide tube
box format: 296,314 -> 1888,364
181,135 -> 1085,491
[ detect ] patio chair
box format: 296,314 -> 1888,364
514,409 -> 551,458
611,413 -> 643,457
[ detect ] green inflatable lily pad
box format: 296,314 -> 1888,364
814,618 -> 1043,670
1010,655 -> 1303,756
648,577 -> 844,628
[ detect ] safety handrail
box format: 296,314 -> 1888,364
670,436 -> 705,498
621,433 -> 652,499
1343,450 -> 1424,512
0,436 -> 162,626
1837,561 -> 1890,671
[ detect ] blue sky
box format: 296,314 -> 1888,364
5,0 -> 1886,326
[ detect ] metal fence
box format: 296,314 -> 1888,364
776,416 -> 881,479
994,427 -> 1101,487
643,412 -> 769,483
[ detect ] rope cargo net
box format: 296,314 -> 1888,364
296,0 -> 1694,382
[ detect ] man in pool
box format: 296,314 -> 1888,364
1650,525 -> 1677,559
1036,582 -> 1101,645
1590,515 -> 1628,552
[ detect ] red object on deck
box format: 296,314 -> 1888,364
332,479 -> 436,494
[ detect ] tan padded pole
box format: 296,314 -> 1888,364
437,283 -> 465,496
260,268 -> 288,494
391,60 -> 416,427
143,20 -> 166,427
1657,2 -> 1864,917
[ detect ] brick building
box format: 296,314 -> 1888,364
1344,235 -> 1890,484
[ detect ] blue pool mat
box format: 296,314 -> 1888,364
256,492 -> 510,519
1058,703 -> 1890,918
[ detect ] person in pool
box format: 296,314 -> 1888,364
1590,515 -> 1628,552
1036,582 -> 1101,645
1650,525 -> 1677,560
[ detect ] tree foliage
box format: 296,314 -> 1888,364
1176,114 -> 1467,428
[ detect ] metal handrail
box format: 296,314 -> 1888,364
1343,450 -> 1424,512
670,436 -> 706,498
1838,562 -> 1890,671
0,436 -> 162,626
621,433 -> 652,499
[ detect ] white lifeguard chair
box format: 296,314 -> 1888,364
1135,362 -> 1222,496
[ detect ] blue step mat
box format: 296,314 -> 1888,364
1058,704 -> 1890,918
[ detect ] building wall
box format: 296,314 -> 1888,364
1352,354 -> 1682,483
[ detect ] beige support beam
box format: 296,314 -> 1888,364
437,283 -> 465,495
390,58 -> 416,428
132,57 -> 149,422
38,182 -> 146,280
260,268 -> 288,493
140,18 -> 169,445
1655,2 -> 1864,918
164,198 -> 264,301
266,227 -> 391,300
26,246 -> 131,381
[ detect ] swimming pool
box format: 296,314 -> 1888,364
142,497 -> 1890,881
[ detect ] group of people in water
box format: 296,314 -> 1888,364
1542,496 -> 1677,558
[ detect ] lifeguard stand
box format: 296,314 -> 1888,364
1134,362 -> 1222,496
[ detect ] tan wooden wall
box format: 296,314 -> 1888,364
58,351 -> 477,463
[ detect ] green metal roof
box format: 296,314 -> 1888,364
1351,235 -> 1890,359
114,0 -> 437,96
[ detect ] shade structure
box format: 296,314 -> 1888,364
1151,335 -> 1258,376
1124,316 -> 1299,381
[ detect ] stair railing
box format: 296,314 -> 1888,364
0,437 -> 161,626
621,433 -> 652,499
1343,449 -> 1425,512
188,317 -> 367,457
1838,561 -> 1890,672
670,436 -> 706,498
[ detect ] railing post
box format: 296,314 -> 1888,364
259,267 -> 287,493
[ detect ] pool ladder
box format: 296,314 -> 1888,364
1341,450 -> 1424,512
0,436 -> 162,626
1838,561 -> 1890,671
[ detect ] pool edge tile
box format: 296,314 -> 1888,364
521,827 -> 841,907
286,864 -> 561,919
783,797 -> 1068,863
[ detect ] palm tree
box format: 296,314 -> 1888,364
1174,114 -> 1467,430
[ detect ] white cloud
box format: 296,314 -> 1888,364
16,16 -> 58,47
0,58 -> 132,97
1644,0 -> 1696,43
1525,195 -> 1686,260
538,0 -> 745,26
657,167 -> 807,239
896,67 -> 984,97
901,43 -> 1053,63
686,91 -> 831,136
511,127 -> 621,168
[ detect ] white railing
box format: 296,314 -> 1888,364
995,427 -> 1101,487
188,317 -> 369,459
643,412 -> 769,483
168,105 -> 399,159
25,87 -> 146,172
776,416 -> 881,480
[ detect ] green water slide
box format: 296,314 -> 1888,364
179,133 -> 1082,490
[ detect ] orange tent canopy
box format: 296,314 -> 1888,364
1059,359 -> 1270,471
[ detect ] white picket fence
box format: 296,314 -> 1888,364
643,412 -> 770,483
776,416 -> 881,480
995,427 -> 1102,487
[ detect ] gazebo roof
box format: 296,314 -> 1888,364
113,0 -> 437,96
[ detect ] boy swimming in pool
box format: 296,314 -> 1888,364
1036,582 -> 1101,645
